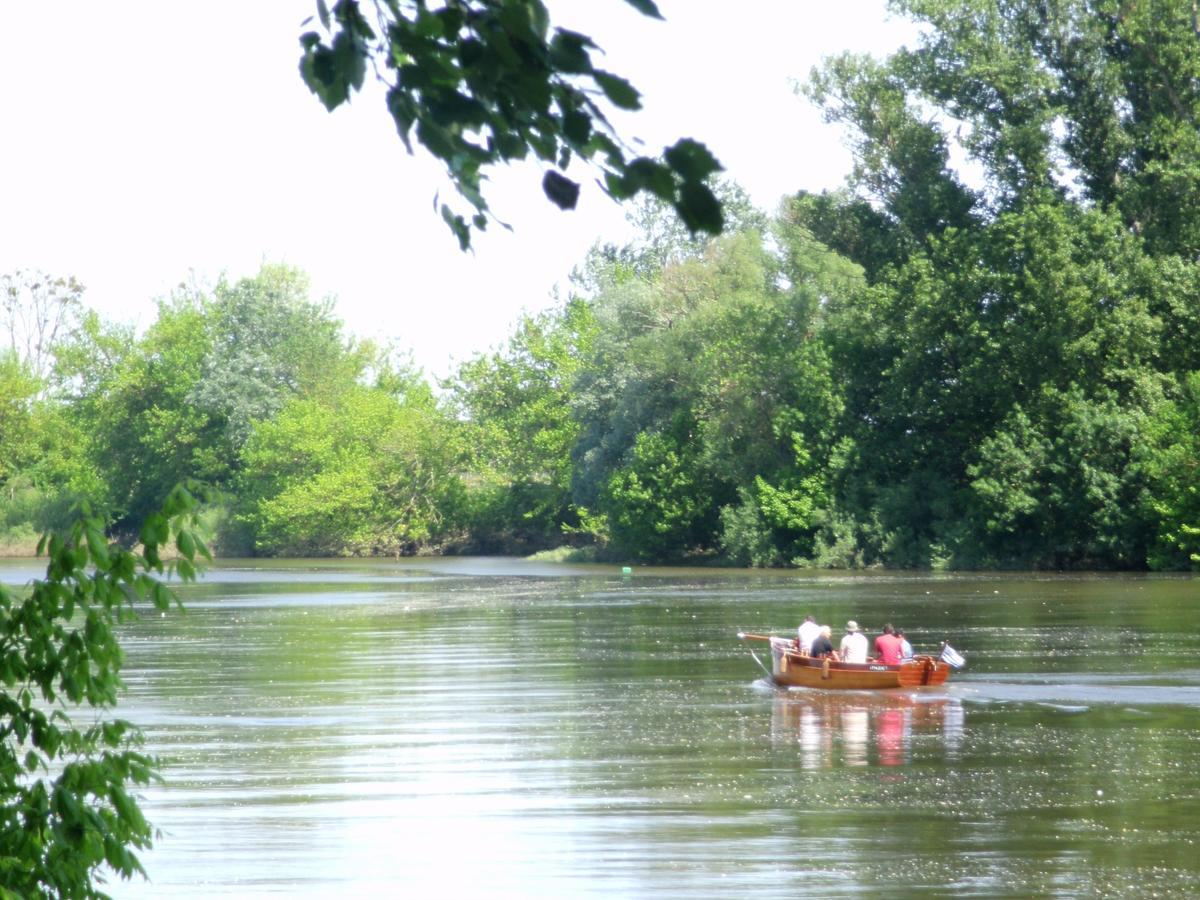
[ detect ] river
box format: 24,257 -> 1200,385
3,558 -> 1199,897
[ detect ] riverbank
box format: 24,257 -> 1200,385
0,530 -> 38,557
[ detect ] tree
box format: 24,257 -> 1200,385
1142,372 -> 1200,570
802,0 -> 1200,568
0,351 -> 99,543
449,296 -> 596,551
1,270 -> 85,399
68,264 -> 368,538
0,487 -> 208,898
237,377 -> 465,556
575,182 -> 769,288
601,427 -> 717,561
72,296 -> 220,534
0,353 -> 39,490
882,0 -> 1200,257
298,0 -> 724,248
188,264 -> 357,449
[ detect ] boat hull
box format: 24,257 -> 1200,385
769,640 -> 951,690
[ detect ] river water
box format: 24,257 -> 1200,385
3,559 -> 1199,897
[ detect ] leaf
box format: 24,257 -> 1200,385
176,558 -> 196,583
622,0 -> 665,18
664,138 -> 723,183
436,6 -> 465,39
549,30 -> 595,74
176,530 -> 195,561
86,527 -> 111,571
675,180 -> 724,235
603,170 -> 633,199
140,513 -> 168,548
542,170 -> 581,210
441,204 -> 471,250
561,108 -> 592,146
593,70 -> 641,110
194,536 -> 214,563
386,87 -> 417,152
622,157 -> 674,200
299,43 -> 347,111
152,582 -> 173,611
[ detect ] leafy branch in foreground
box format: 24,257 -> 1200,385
299,0 -> 724,248
0,484 -> 209,898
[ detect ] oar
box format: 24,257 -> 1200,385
737,632 -> 777,642
747,646 -> 772,678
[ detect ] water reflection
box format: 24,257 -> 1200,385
771,690 -> 964,769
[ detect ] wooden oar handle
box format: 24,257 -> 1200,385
737,632 -> 780,642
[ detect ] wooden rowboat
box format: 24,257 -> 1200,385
740,633 -> 953,690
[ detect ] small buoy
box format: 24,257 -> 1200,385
621,566 -> 632,575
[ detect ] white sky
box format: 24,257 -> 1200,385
0,1 -> 916,378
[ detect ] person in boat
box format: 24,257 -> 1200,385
810,625 -> 839,660
840,620 -> 868,664
874,623 -> 904,665
797,615 -> 820,655
897,628 -> 914,660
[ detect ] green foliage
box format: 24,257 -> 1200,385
600,428 -> 718,561
780,189 -> 906,282
70,295 -> 220,533
449,297 -> 597,551
298,0 -> 723,248
0,352 -> 40,486
189,264 -> 355,449
965,386 -> 1158,568
0,485 -> 208,898
562,208 -> 865,565
885,0 -> 1200,257
577,182 -> 768,288
802,2 -> 1200,568
1,347 -> 101,541
65,265 -> 369,540
1142,372 -> 1200,570
238,377 -> 466,556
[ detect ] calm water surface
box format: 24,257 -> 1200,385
4,559 -> 1198,897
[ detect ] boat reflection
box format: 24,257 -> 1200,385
771,690 -> 964,768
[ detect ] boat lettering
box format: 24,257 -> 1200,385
869,665 -> 889,671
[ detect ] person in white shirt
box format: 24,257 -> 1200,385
797,615 -> 821,655
840,620 -> 868,664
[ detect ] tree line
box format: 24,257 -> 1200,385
2,186 -> 1196,571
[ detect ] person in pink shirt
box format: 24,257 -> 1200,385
874,623 -> 904,665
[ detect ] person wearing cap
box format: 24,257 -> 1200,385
797,615 -> 820,656
840,620 -> 868,664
